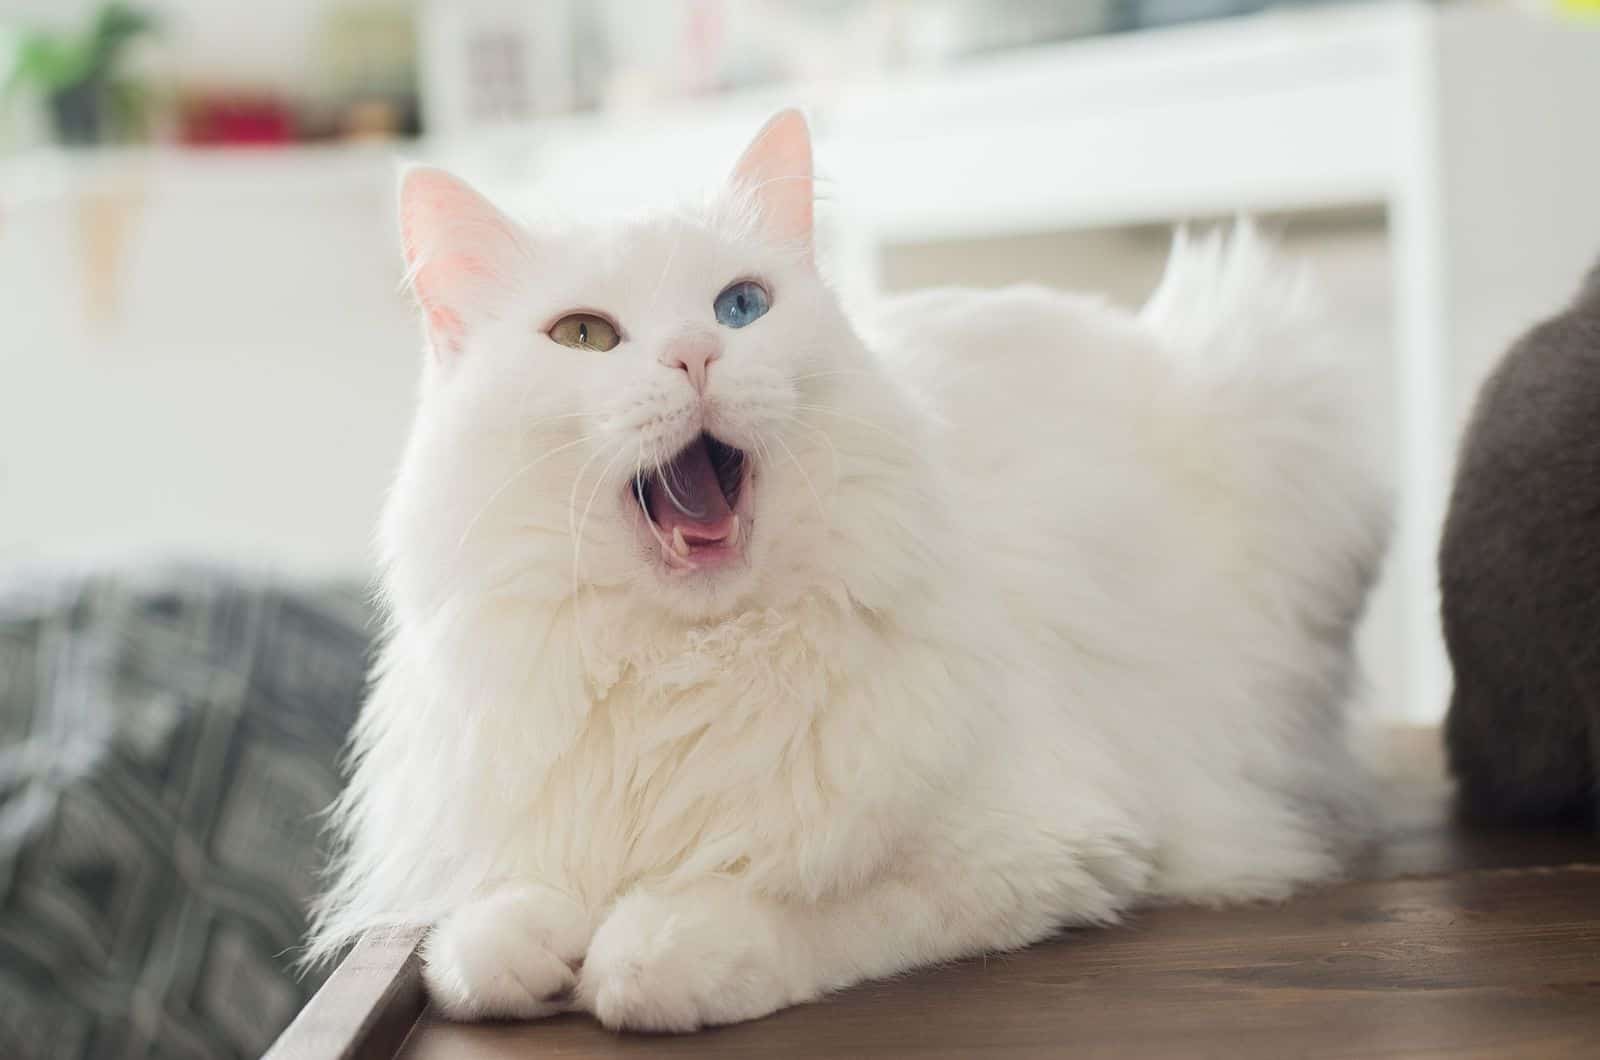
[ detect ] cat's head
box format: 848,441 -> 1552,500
382,111 -> 926,631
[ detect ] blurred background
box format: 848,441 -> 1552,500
0,1 -> 1598,1056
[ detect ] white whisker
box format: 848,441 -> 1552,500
567,443 -> 616,539
791,369 -> 878,382
658,449 -> 698,516
747,431 -> 775,492
569,441 -> 630,669
772,430 -> 827,522
456,434 -> 593,551
792,403 -> 918,452
773,413 -> 841,488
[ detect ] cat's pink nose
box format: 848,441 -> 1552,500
660,332 -> 721,394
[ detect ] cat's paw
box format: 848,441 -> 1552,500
579,889 -> 799,1032
423,886 -> 591,1021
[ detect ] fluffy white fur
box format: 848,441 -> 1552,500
310,111 -> 1388,1032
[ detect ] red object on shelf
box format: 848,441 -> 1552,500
180,96 -> 297,146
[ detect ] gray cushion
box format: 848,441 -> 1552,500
0,568 -> 372,1059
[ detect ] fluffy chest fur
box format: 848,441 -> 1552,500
530,599 -> 959,902
333,578 -> 988,935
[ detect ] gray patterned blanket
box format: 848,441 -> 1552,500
0,569 -> 373,1059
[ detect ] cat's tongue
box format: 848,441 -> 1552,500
646,436 -> 736,543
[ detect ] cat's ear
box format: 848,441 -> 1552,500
730,109 -> 814,254
398,165 -> 529,359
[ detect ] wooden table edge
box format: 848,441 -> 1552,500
264,927 -> 428,1060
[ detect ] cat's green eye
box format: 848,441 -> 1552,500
549,313 -> 620,351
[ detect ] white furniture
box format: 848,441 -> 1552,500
441,1 -> 1600,722
5,2 -> 1598,721
0,147 -> 420,576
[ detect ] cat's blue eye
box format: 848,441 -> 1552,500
713,281 -> 771,329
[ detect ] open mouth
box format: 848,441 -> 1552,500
634,432 -> 748,570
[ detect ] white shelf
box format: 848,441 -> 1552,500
440,3 -> 1413,235
434,0 -> 1600,723
830,1 -> 1408,242
0,143 -> 404,205
6,1 -> 1598,722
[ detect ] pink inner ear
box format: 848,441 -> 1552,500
399,166 -> 523,358
732,109 -> 814,250
412,250 -> 490,356
424,304 -> 466,355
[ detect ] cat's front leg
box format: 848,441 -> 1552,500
577,877 -> 994,1031
423,884 -> 593,1021
579,837 -> 1144,1031
577,882 -> 812,1032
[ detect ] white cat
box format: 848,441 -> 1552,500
310,110 -> 1388,1032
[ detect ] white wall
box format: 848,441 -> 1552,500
0,149 -> 419,575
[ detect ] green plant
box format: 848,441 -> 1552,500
5,3 -> 161,144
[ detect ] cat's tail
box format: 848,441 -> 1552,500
1140,222 -> 1391,842
1139,221 -> 1387,549
1141,221 -> 1317,381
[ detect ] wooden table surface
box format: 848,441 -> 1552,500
270,729 -> 1600,1059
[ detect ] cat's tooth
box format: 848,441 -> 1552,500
728,515 -> 741,545
672,527 -> 691,557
